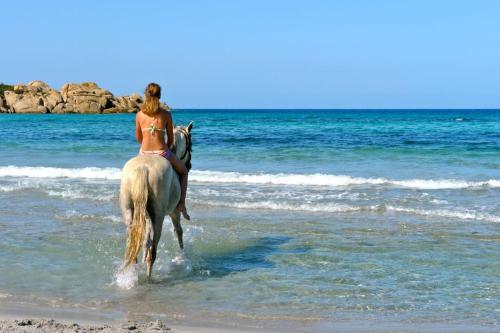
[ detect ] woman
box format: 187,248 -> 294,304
135,82 -> 190,220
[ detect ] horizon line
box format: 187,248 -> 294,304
172,108 -> 500,110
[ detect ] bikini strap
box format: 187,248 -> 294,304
142,123 -> 167,134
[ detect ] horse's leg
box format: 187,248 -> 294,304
169,211 -> 184,250
152,207 -> 165,266
120,188 -> 134,227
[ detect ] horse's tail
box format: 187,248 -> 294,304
123,166 -> 148,268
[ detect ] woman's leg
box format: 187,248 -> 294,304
167,153 -> 190,220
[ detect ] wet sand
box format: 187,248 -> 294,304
0,318 -> 172,333
0,318 -> 272,333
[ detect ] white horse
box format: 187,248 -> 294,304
119,122 -> 193,277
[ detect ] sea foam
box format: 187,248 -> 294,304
193,199 -> 500,223
1,165 -> 498,190
190,170 -> 499,190
114,264 -> 139,290
0,166 -> 121,180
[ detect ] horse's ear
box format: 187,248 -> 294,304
187,121 -> 194,132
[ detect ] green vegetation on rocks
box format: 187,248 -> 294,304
0,84 -> 14,97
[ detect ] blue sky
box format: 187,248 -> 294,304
2,0 -> 500,108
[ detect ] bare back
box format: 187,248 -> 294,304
136,109 -> 173,151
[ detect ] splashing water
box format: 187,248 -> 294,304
113,264 -> 139,290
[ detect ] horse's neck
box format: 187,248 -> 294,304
172,131 -> 186,159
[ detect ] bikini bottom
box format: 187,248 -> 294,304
139,149 -> 173,159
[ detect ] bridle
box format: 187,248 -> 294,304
175,127 -> 192,171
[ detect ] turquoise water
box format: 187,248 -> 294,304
0,110 -> 498,331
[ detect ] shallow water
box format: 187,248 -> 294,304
0,110 -> 498,331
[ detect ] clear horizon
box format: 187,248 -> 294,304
2,0 -> 500,109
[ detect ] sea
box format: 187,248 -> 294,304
0,110 -> 498,332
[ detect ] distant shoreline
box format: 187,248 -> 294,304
0,81 -> 165,114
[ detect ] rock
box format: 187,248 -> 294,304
2,93 -> 16,113
51,102 -> 65,114
16,319 -> 32,326
45,90 -> 63,110
27,80 -> 50,90
3,81 -> 62,113
61,82 -> 114,113
0,96 -> 5,112
53,102 -> 77,114
102,106 -> 127,114
2,81 -> 155,113
109,94 -> 144,113
4,91 -> 18,107
130,92 -> 142,103
122,321 -> 137,330
10,96 -> 42,113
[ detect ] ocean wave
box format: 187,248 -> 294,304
190,170 -> 499,190
195,199 -> 361,213
0,165 -> 498,190
0,179 -> 116,201
55,210 -> 121,223
384,206 -> 500,223
194,200 -> 500,223
47,188 -> 115,201
0,166 -> 121,180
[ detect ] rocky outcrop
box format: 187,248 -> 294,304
0,95 -> 9,113
59,82 -> 113,113
1,81 -> 149,114
103,92 -> 145,114
3,81 -> 59,113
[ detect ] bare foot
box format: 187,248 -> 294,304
177,202 -> 191,220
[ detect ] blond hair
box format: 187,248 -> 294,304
141,83 -> 161,115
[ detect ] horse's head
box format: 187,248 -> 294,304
172,122 -> 193,171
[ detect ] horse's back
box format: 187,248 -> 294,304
120,155 -> 180,214
123,155 -> 164,178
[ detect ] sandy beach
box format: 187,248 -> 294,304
0,319 -> 266,333
0,318 -> 172,333
0,317 -> 284,333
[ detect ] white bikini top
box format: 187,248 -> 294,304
142,123 -> 166,135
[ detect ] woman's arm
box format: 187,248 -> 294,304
166,111 -> 174,149
135,113 -> 143,144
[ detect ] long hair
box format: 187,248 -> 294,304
141,83 -> 161,115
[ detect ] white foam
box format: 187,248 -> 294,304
55,210 -> 121,223
166,223 -> 204,247
489,179 -> 500,188
392,179 -> 494,190
1,165 -> 498,190
0,166 -> 121,180
114,265 -> 138,290
0,185 -> 21,192
47,188 -> 115,201
163,253 -> 192,276
193,199 -> 500,223
385,206 -> 500,223
195,199 -> 360,213
0,180 -> 44,192
190,170 -> 386,187
190,170 -> 500,190
104,215 -> 122,224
